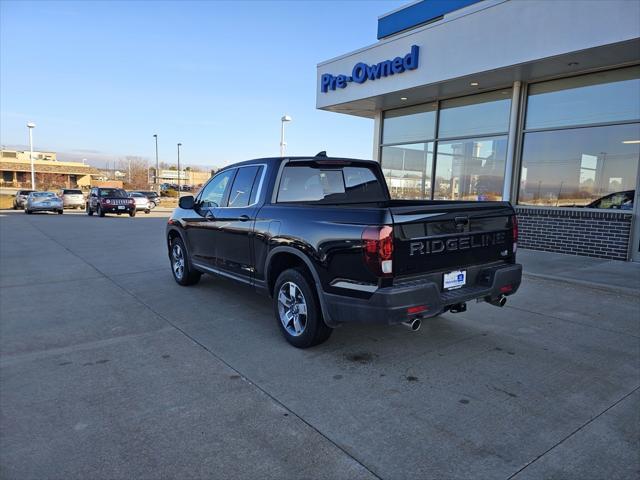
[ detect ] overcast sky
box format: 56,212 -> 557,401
0,0 -> 405,169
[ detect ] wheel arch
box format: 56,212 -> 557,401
265,246 -> 336,327
166,226 -> 195,269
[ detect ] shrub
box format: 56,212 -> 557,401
162,189 -> 178,198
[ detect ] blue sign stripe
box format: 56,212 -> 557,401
377,0 -> 483,39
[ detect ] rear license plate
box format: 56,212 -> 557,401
118,205 -> 125,210
444,270 -> 466,290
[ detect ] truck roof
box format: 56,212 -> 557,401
216,156 -> 378,174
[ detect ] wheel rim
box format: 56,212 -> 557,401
277,281 -> 308,337
172,243 -> 185,280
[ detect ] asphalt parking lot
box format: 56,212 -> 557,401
1,209 -> 638,479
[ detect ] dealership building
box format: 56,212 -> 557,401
317,0 -> 640,261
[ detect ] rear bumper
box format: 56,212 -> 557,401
28,204 -> 63,212
63,199 -> 85,207
323,263 -> 522,326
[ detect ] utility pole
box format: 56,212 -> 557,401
177,143 -> 182,193
27,122 -> 36,189
153,134 -> 159,193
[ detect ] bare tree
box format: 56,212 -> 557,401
118,156 -> 151,190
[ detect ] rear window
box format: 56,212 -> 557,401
277,165 -> 386,204
62,189 -> 82,194
19,190 -> 34,195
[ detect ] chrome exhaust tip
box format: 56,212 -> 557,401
401,318 -> 422,331
486,295 -> 507,307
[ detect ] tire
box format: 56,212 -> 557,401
144,209 -> 150,214
86,203 -> 93,216
13,204 -> 17,210
169,236 -> 201,286
97,205 -> 105,217
129,209 -> 136,217
273,268 -> 333,348
58,210 -> 63,215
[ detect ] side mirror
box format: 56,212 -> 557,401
179,195 -> 195,210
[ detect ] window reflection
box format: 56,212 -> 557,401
434,136 -> 507,201
518,124 -> 640,207
381,143 -> 434,199
438,90 -> 511,138
383,104 -> 437,144
526,66 -> 640,130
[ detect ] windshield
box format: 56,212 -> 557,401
19,190 -> 35,195
63,189 -> 83,195
99,189 -> 127,198
32,192 -> 56,198
130,193 -> 144,197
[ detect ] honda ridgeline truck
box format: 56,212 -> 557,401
166,154 -> 522,348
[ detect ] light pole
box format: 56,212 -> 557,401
177,143 -> 182,193
27,122 -> 36,189
280,115 -> 292,157
153,134 -> 159,192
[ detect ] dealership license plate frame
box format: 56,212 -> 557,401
443,270 -> 466,290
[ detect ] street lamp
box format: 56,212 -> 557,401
177,143 -> 182,193
27,122 -> 36,189
280,115 -> 292,157
153,134 -> 159,193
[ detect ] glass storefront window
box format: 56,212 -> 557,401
434,136 -> 507,201
438,90 -> 511,139
382,104 -> 437,144
381,143 -> 434,199
518,123 -> 640,207
526,66 -> 640,130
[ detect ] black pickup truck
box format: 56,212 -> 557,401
166,154 -> 521,348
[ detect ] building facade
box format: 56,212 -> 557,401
0,149 -> 100,190
317,0 -> 640,261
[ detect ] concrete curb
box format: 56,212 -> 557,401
523,271 -> 640,298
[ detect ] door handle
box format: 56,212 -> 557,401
238,215 -> 250,222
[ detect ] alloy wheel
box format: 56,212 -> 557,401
172,243 -> 185,280
277,281 -> 308,336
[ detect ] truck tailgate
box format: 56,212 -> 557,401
390,201 -> 515,277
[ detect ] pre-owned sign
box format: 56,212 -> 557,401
320,45 -> 419,93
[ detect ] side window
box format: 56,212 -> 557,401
199,170 -> 234,208
227,166 -> 260,207
249,166 -> 265,205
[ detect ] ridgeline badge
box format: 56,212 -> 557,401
321,45 -> 419,93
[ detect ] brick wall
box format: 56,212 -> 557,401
515,206 -> 633,260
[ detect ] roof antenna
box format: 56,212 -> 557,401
315,151 -> 327,158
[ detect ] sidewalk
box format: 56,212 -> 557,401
518,248 -> 640,296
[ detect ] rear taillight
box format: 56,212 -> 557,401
511,215 -> 518,253
362,225 -> 393,277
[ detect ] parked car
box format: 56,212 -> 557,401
586,190 -> 634,210
133,191 -> 160,208
59,188 -> 85,209
166,154 -> 522,348
128,192 -> 151,214
13,189 -> 35,209
25,191 -> 63,214
86,187 -> 136,217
